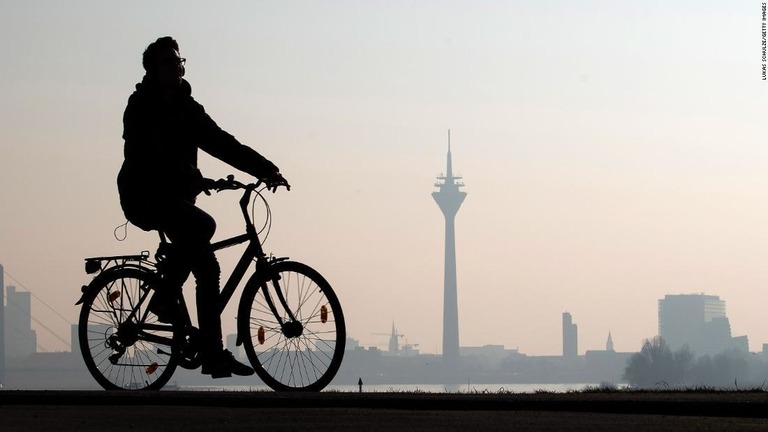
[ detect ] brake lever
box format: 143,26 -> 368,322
215,175 -> 243,192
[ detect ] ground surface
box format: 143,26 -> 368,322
2,390 -> 768,431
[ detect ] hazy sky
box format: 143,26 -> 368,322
1,1 -> 766,357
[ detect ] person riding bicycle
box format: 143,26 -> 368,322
117,36 -> 288,379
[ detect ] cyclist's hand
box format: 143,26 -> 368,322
262,173 -> 290,192
213,175 -> 239,191
197,177 -> 218,196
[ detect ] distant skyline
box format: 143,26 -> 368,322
2,1 -> 768,357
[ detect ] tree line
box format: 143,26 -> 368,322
623,336 -> 767,388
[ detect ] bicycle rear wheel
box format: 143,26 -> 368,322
238,261 -> 345,391
78,267 -> 178,390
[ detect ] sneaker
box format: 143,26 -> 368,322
201,349 -> 255,379
147,290 -> 177,324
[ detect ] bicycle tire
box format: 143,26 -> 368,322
238,261 -> 346,391
78,267 -> 179,390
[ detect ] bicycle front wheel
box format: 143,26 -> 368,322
238,261 -> 346,391
78,267 -> 178,390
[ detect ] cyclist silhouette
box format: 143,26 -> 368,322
117,36 -> 288,378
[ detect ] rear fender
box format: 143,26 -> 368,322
75,265 -> 154,305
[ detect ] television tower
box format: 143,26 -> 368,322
432,131 -> 466,361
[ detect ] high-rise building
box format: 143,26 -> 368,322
5,286 -> 36,359
0,263 -> 5,382
432,133 -> 466,361
658,294 -> 741,356
71,324 -> 79,353
562,312 -> 578,357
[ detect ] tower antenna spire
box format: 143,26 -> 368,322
446,130 -> 454,181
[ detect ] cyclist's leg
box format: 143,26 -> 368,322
148,246 -> 190,322
130,200 -> 193,322
191,248 -> 223,357
159,200 -> 253,378
159,201 -> 218,347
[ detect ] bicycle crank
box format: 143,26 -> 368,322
174,326 -> 203,370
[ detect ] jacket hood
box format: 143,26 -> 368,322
136,75 -> 192,98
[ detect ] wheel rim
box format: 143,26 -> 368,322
80,269 -> 177,390
245,263 -> 345,391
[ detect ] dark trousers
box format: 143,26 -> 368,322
127,198 -> 224,356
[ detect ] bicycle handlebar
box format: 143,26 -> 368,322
203,174 -> 291,194
199,175 -> 289,237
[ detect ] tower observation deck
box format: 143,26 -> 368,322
432,131 -> 466,361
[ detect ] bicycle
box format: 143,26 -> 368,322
75,176 -> 346,391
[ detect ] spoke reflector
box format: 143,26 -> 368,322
321,305 -> 328,323
108,291 -> 121,303
258,326 -> 265,345
146,362 -> 159,375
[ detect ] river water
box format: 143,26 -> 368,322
184,383 -> 606,393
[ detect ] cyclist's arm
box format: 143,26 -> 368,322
190,101 -> 282,181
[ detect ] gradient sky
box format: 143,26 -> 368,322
1,1 -> 766,357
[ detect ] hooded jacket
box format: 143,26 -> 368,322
117,76 -> 278,229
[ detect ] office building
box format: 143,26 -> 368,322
562,312 -> 578,357
0,264 -> 5,382
658,294 -> 744,356
5,286 -> 36,359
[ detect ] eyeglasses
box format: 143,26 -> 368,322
160,57 -> 186,66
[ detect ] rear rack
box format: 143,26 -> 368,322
84,251 -> 152,274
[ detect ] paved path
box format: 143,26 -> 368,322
1,390 -> 768,431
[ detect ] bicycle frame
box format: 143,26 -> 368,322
79,183 -> 298,343
173,183 -> 300,335
79,182 -> 302,364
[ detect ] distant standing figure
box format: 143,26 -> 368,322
117,36 -> 288,378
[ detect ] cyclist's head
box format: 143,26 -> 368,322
142,36 -> 185,88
